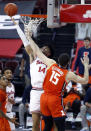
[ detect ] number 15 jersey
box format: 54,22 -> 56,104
43,63 -> 68,96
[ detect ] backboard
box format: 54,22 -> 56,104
47,0 -> 61,28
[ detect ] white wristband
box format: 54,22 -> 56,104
16,25 -> 29,47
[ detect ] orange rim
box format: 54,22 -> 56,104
20,14 -> 47,19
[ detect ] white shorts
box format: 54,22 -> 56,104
29,89 -> 44,113
6,112 -> 15,130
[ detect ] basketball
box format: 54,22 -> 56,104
4,3 -> 18,16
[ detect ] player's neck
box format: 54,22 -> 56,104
8,81 -> 11,85
85,45 -> 90,49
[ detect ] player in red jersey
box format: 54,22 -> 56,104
0,75 -> 18,131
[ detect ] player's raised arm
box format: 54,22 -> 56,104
11,19 -> 35,63
12,19 -> 55,67
66,56 -> 89,84
25,28 -> 56,68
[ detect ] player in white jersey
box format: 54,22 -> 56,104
29,56 -> 47,127
14,24 -> 52,131
3,67 -> 15,131
29,48 -> 52,131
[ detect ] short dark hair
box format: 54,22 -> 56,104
2,67 -> 13,74
58,53 -> 70,67
84,37 -> 90,41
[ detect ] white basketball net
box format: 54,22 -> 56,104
21,16 -> 46,37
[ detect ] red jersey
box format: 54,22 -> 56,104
0,89 -> 11,131
43,64 -> 68,96
0,89 -> 7,113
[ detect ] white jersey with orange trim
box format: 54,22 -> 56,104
30,57 -> 47,89
6,83 -> 15,112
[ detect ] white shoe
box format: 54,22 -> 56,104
18,125 -> 24,129
80,127 -> 89,131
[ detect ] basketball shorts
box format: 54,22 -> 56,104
6,112 -> 15,130
40,93 -> 66,118
29,89 -> 44,113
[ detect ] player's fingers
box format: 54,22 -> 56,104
84,56 -> 89,64
11,17 -> 17,25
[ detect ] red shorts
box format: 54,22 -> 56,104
40,93 -> 66,118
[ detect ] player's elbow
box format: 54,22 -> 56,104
82,79 -> 88,84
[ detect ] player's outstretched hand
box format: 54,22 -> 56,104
10,117 -> 19,125
10,17 -> 17,25
25,26 -> 33,40
81,56 -> 89,67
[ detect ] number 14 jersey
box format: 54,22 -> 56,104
30,57 -> 47,89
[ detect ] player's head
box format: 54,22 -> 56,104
84,37 -> 90,48
0,75 -> 8,89
41,43 -> 53,58
2,67 -> 13,81
58,53 -> 70,68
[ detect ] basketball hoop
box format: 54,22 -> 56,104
20,14 -> 47,37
